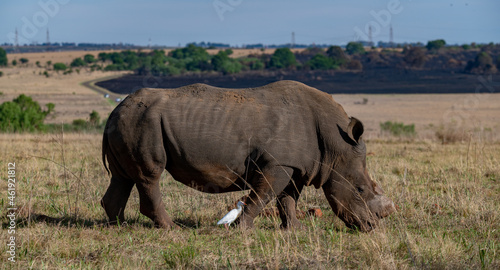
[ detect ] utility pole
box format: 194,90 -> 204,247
15,28 -> 19,52
368,26 -> 373,47
291,31 -> 295,49
389,24 -> 394,48
46,28 -> 51,50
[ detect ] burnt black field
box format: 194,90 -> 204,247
96,69 -> 498,95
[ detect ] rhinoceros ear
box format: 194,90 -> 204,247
347,117 -> 364,144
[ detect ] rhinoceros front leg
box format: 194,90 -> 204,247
237,166 -> 293,228
277,181 -> 304,229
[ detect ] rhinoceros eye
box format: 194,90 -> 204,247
356,187 -> 364,194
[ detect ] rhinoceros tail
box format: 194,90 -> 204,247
102,128 -> 110,175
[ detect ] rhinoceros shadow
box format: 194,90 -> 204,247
4,213 -> 155,229
7,213 -> 360,234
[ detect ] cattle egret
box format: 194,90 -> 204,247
217,201 -> 246,230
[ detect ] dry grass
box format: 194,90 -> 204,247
1,133 -> 498,269
1,51 -> 499,268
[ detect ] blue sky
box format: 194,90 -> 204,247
1,0 -> 499,46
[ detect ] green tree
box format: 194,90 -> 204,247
12,59 -> 17,66
53,62 -> 67,71
269,48 -> 296,69
345,42 -> 365,55
0,94 -> 54,132
0,47 -> 7,66
211,50 -> 231,72
326,45 -> 348,66
169,44 -> 210,71
98,52 -> 109,62
20,58 -> 29,65
426,39 -> 446,51
307,54 -> 336,70
83,54 -> 96,64
71,57 -> 86,67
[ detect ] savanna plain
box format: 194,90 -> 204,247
1,50 -> 499,269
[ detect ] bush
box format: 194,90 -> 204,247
403,46 -> 426,68
53,62 -> 67,71
0,47 -> 7,66
269,48 -> 296,69
465,52 -> 497,74
71,57 -> 86,67
84,54 -> 96,64
169,44 -> 210,71
345,42 -> 365,55
0,71 -> 3,77
346,59 -> 363,70
89,110 -> 100,126
0,94 -> 54,132
326,45 -> 347,66
307,54 -> 336,70
426,39 -> 446,51
12,60 -> 17,66
20,58 -> 29,64
435,124 -> 469,144
380,121 -> 416,137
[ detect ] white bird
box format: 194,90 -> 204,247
217,201 -> 246,230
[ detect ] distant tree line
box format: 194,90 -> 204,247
2,39 -> 499,76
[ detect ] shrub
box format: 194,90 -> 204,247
89,110 -> 100,126
326,45 -> 347,66
0,94 -> 54,132
71,57 -> 86,67
83,54 -> 96,64
465,52 -> 497,74
307,54 -> 336,70
0,47 -> 7,66
53,62 -> 67,71
20,58 -> 29,64
12,59 -> 17,66
345,42 -> 365,55
403,46 -> 426,68
0,71 -> 3,77
72,119 -> 87,127
380,121 -> 416,137
269,48 -> 296,69
435,124 -> 469,144
426,39 -> 446,51
346,59 -> 363,70
169,44 -> 210,71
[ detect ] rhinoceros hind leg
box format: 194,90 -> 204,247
101,176 -> 135,225
277,181 -> 304,229
236,166 -> 294,228
136,180 -> 177,229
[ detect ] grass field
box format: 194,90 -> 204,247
1,50 -> 499,268
0,133 -> 498,269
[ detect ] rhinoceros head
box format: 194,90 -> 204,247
322,117 -> 395,232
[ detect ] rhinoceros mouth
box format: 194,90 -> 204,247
344,217 -> 376,232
